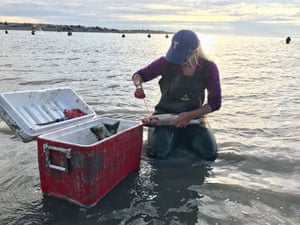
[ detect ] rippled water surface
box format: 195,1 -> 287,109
0,31 -> 299,225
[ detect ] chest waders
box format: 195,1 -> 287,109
155,61 -> 208,114
147,61 -> 218,161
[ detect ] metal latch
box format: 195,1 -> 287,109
43,144 -> 72,172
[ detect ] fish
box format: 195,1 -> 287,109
90,121 -> 120,141
103,121 -> 120,135
142,114 -> 203,126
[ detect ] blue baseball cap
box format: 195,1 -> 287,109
166,30 -> 199,64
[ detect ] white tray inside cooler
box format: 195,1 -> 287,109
39,117 -> 139,146
0,87 -> 95,142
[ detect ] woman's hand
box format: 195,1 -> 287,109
132,73 -> 146,99
171,112 -> 193,128
141,115 -> 152,124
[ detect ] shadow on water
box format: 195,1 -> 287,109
23,147 -> 213,225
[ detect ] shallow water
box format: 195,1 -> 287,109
0,31 -> 299,225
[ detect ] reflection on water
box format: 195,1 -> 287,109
0,31 -> 300,225
36,151 -> 212,225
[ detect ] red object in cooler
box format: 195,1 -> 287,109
37,124 -> 143,207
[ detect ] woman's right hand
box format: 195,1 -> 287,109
134,87 -> 146,99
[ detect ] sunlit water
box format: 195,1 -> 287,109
0,30 -> 299,225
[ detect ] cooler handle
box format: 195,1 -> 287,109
43,144 -> 72,172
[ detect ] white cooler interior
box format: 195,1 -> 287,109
0,87 -> 95,141
39,117 -> 139,146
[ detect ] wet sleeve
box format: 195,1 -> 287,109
206,62 -> 222,112
134,57 -> 168,82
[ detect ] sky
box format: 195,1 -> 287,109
0,0 -> 299,37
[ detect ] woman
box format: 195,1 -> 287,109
132,29 -> 221,161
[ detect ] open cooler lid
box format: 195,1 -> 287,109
0,87 -> 96,142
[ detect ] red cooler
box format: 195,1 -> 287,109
0,87 -> 143,207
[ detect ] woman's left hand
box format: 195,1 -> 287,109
172,112 -> 192,128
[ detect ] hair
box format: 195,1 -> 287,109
184,42 -> 209,67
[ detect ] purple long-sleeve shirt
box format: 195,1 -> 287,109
135,56 -> 222,112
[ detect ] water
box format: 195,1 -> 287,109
0,30 -> 299,225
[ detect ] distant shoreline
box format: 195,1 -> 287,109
0,22 -> 171,34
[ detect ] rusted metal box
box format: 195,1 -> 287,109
37,117 -> 142,206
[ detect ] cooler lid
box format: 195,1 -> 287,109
0,87 -> 96,142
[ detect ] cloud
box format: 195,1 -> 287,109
0,0 -> 299,36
